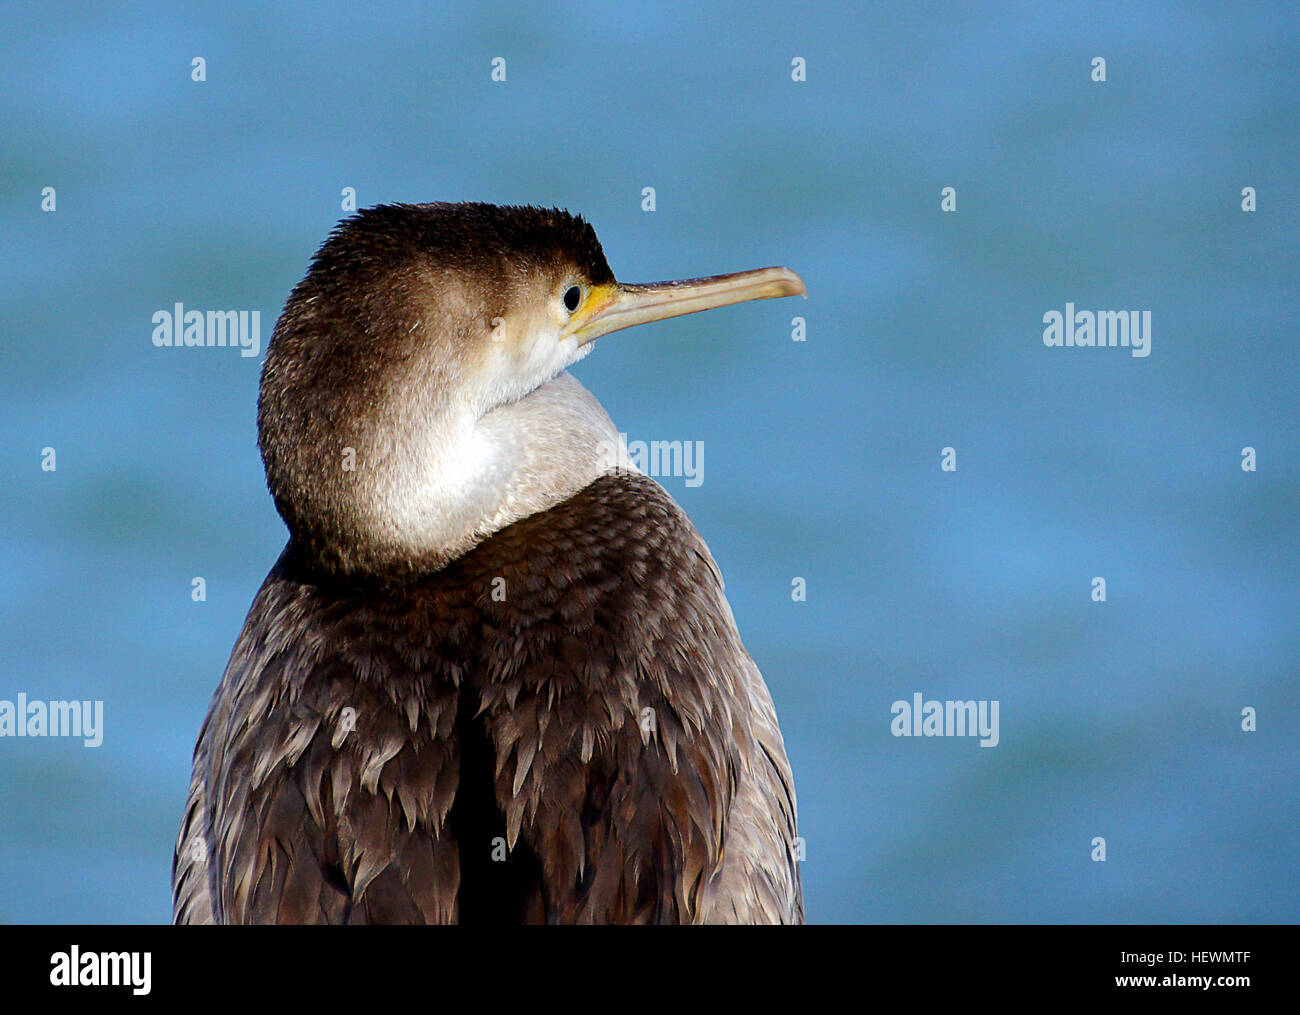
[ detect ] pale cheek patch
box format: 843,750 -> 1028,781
473,304 -> 580,410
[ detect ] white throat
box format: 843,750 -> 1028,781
360,371 -> 630,567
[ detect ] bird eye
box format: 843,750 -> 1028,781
562,285 -> 584,314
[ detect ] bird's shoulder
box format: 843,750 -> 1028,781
174,548 -> 471,923
460,468 -> 725,619
454,470 -> 801,922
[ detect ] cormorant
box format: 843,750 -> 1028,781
172,202 -> 805,924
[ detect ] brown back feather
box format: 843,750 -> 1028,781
173,472 -> 801,924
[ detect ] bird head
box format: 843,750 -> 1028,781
257,202 -> 804,581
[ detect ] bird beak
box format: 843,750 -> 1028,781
564,266 -> 806,347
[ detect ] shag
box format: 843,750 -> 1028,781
173,202 -> 805,923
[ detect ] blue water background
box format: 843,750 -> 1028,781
1,2 -> 1297,922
